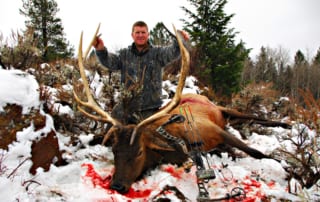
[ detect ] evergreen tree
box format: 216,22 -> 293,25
149,22 -> 174,46
255,46 -> 277,83
282,65 -> 294,96
255,47 -> 268,82
181,0 -> 249,99
312,47 -> 320,65
240,57 -> 255,85
294,50 -> 307,66
311,48 -> 320,98
292,50 -> 309,99
19,0 -> 74,62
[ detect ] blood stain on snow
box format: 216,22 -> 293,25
82,163 -> 112,190
267,180 -> 276,188
81,163 -> 152,199
162,165 -> 184,179
237,176 -> 267,202
81,164 -> 272,201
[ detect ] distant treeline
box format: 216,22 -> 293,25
241,46 -> 320,102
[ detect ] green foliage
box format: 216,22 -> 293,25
181,0 -> 249,98
149,22 -> 175,46
313,48 -> 320,65
19,0 -> 74,62
294,50 -> 307,65
255,47 -> 278,83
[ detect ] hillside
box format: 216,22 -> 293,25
0,66 -> 319,201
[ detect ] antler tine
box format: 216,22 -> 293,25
84,23 -> 101,59
130,24 -> 190,145
73,24 -> 121,127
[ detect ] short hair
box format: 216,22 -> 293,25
132,21 -> 148,33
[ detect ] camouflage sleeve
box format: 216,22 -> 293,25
95,48 -> 121,71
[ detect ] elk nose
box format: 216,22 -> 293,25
110,182 -> 128,194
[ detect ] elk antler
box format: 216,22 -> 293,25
73,24 -> 121,127
130,24 -> 190,144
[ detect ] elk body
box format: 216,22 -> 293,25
106,93 -> 278,194
74,25 -> 289,194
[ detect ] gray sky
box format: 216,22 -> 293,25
1,0 -> 319,60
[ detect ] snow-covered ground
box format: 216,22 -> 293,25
0,68 -> 319,201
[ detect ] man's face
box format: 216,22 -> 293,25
131,26 -> 149,46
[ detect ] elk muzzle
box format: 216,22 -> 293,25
110,180 -> 130,194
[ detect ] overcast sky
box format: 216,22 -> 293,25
1,0 -> 319,60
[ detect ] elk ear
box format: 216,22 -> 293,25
145,135 -> 175,151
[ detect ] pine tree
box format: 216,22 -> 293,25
19,0 -> 74,62
255,46 -> 277,83
149,22 -> 174,46
181,0 -> 249,99
294,50 -> 307,66
291,50 -> 309,99
312,48 -> 320,65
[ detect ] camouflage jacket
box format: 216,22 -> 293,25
95,40 -> 181,113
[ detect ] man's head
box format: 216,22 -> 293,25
131,21 -> 149,48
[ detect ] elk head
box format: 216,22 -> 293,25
73,24 -> 190,194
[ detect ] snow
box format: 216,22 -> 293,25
0,68 -> 319,201
0,69 -> 40,114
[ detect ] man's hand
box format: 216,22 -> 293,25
178,30 -> 190,41
93,34 -> 105,50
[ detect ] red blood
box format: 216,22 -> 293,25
267,180 -> 276,188
163,165 -> 184,179
255,191 -> 267,200
242,176 -> 261,188
231,176 -> 266,202
82,163 -> 112,190
124,188 -> 152,199
242,197 -> 257,202
82,163 -> 151,199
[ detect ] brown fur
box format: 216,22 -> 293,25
107,93 -> 276,194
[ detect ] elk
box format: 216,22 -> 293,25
74,25 -> 290,194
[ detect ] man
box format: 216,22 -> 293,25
93,21 -> 189,124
